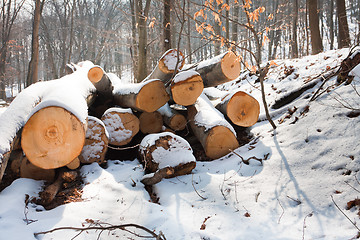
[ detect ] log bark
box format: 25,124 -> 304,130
38,168 -> 66,206
186,51 -> 240,87
146,49 -> 185,83
20,156 -> 55,182
139,132 -> 196,175
113,79 -> 170,113
216,91 -> 260,127
79,116 -> 108,165
187,94 -> 239,159
139,111 -> 163,134
169,70 -> 204,106
157,103 -> 187,131
101,107 -> 140,146
21,106 -> 86,170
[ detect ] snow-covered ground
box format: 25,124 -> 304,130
0,48 -> 360,240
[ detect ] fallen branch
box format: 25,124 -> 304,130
192,173 -> 207,200
34,223 -> 167,240
331,195 -> 360,232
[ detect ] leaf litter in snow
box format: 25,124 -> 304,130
0,48 -> 360,239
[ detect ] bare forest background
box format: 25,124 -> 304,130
0,0 -> 357,100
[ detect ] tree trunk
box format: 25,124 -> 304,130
336,0 -> 351,48
186,0 -> 192,63
187,94 -> 239,159
308,0 -> 323,54
291,0 -> 299,58
232,2 -> 239,43
26,0 -> 44,87
329,0 -> 335,50
163,0 -> 171,51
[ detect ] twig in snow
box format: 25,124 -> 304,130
107,143 -> 140,150
302,212 -> 313,240
345,181 -> 360,194
34,223 -> 166,240
192,174 -> 207,200
255,192 -> 261,203
23,194 -> 37,225
331,195 -> 360,232
277,198 -> 285,224
287,195 -> 302,205
234,181 -> 239,204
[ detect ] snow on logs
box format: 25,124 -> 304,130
146,49 -> 185,82
139,132 -> 196,185
101,107 -> 140,146
79,116 -> 109,165
187,94 -> 239,159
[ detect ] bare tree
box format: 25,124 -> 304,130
336,0 -> 350,48
0,0 -> 25,99
307,0 -> 323,54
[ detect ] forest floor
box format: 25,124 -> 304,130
0,47 -> 360,240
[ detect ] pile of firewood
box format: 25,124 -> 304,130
0,49 -> 260,205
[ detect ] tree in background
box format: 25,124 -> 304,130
336,0 -> 350,48
0,0 -> 25,99
307,0 -> 323,54
26,0 -> 45,87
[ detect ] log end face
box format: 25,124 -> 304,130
227,92 -> 260,127
222,51 -> 241,81
139,111 -> 163,134
205,126 -> 239,159
136,80 -> 170,112
171,76 -> 204,106
88,66 -> 104,84
21,107 -> 86,169
169,114 -> 187,131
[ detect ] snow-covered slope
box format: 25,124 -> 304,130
0,48 -> 360,240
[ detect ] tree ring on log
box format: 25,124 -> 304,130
222,51 -> 241,80
88,66 -> 104,84
226,91 -> 260,127
21,106 -> 86,169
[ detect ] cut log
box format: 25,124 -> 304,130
169,70 -> 204,106
186,51 -> 240,87
9,149 -> 24,176
187,94 -> 239,159
79,116 -> 109,165
146,49 -> 185,82
21,106 -> 86,169
20,156 -> 55,182
139,132 -> 196,175
101,107 -> 140,146
216,91 -> 260,127
139,111 -> 163,134
157,103 -> 187,131
113,79 -> 170,112
87,66 -> 104,84
66,157 -> 80,170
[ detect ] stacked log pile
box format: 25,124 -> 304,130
0,49 -> 260,206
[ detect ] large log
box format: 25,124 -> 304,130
216,90 -> 260,127
146,49 -> 185,82
21,106 -> 86,169
113,79 -> 170,113
157,103 -> 187,131
139,111 -> 163,134
185,51 -> 240,87
79,116 -> 109,165
169,70 -> 204,106
187,94 -> 239,159
20,156 -> 55,182
101,107 -> 140,146
139,132 -> 196,184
